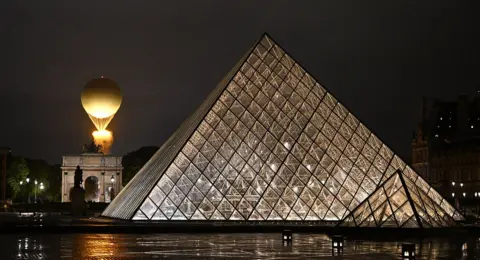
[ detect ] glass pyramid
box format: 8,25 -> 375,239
102,34 -> 463,225
339,170 -> 459,228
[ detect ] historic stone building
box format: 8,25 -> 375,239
61,153 -> 123,203
412,95 -> 480,199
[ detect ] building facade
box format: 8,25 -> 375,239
412,95 -> 480,200
61,153 -> 123,203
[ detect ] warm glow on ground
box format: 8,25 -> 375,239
93,130 -> 113,155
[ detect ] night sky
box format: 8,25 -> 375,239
1,1 -> 478,164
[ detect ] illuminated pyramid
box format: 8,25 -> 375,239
102,34 -> 462,225
339,170 -> 459,228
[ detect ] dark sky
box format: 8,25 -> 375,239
1,1 -> 478,164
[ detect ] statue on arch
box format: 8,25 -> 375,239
70,165 -> 86,216
74,165 -> 83,188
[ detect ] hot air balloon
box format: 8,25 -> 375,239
81,78 -> 122,131
81,77 -> 122,154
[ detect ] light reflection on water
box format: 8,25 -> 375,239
0,233 -> 473,259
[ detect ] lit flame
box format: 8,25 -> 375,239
93,130 -> 113,155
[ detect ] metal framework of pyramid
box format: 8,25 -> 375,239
338,170 -> 458,228
102,34 -> 463,226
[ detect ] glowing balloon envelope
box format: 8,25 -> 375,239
81,78 -> 122,130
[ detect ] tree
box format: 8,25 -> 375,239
25,159 -> 50,199
6,156 -> 29,201
82,139 -> 103,153
49,164 -> 62,202
122,146 -> 159,186
25,158 -> 62,202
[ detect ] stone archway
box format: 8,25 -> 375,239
84,176 -> 100,202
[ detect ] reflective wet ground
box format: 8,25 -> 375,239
0,233 -> 473,259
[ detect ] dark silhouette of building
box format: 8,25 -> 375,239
412,94 -> 480,203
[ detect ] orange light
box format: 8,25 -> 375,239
93,130 -> 114,155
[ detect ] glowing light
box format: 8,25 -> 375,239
284,142 -> 290,149
270,164 -> 277,172
81,78 -> 122,130
93,130 -> 114,155
452,181 -> 455,186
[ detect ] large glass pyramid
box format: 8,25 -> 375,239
102,34 -> 462,225
339,170 -> 459,228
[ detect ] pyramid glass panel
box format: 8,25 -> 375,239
102,34 -> 463,226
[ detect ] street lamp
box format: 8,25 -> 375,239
452,181 -> 455,186
461,183 -> 464,188
475,192 -> 480,217
20,178 -> 32,203
34,180 -> 38,203
111,176 -> 115,183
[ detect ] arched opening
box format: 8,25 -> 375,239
106,186 -> 115,203
84,176 -> 100,202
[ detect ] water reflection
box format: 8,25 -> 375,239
60,234 -> 121,259
0,233 -> 474,259
14,236 -> 47,259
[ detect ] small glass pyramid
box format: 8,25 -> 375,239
339,170 -> 459,227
